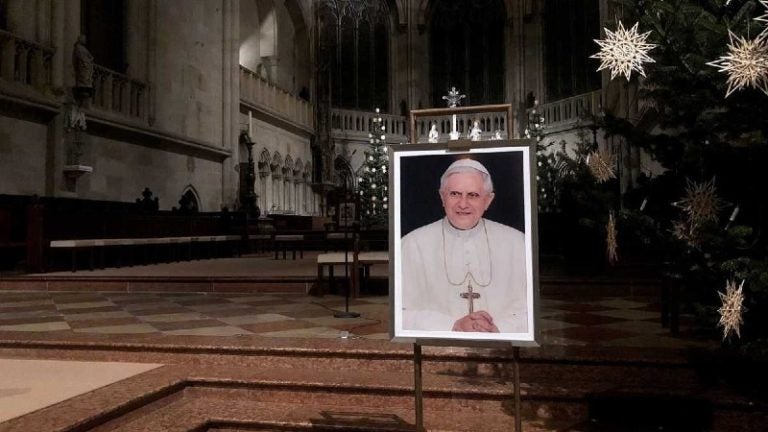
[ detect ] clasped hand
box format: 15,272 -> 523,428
452,310 -> 499,332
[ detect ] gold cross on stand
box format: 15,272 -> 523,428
459,281 -> 481,314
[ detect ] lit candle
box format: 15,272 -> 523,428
729,206 -> 740,222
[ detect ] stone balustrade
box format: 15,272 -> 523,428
412,111 -> 510,143
240,66 -> 313,131
539,90 -> 602,128
92,65 -> 148,119
331,108 -> 407,143
0,29 -> 54,92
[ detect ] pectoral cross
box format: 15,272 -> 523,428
460,281 -> 481,314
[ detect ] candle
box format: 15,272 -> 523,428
640,198 -> 648,211
248,111 -> 253,137
729,206 -> 740,222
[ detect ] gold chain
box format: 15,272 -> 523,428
441,218 -> 493,287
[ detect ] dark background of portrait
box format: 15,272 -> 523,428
399,151 -> 525,237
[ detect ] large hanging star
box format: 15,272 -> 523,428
586,150 -> 616,183
718,279 -> 746,341
757,1 -> 768,27
591,21 -> 657,81
706,30 -> 768,97
606,211 -> 618,265
675,178 -> 727,226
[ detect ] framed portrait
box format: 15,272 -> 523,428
389,140 -> 539,345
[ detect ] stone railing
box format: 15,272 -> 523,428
331,108 -> 407,143
412,111 -> 510,143
540,90 -> 602,128
0,29 -> 54,92
92,65 -> 148,119
240,65 -> 313,131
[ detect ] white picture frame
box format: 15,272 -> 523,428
389,140 -> 539,346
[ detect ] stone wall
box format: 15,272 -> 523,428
153,1 -> 225,144
74,135 -> 223,212
0,117 -> 48,196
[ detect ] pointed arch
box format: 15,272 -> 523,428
294,158 -> 304,177
271,151 -> 283,172
428,0 -> 506,106
179,185 -> 201,212
334,156 -> 357,190
258,147 -> 271,174
318,0 -> 392,111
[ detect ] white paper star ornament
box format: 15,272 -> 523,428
707,30 -> 768,97
757,1 -> 768,27
718,279 -> 746,340
591,21 -> 657,81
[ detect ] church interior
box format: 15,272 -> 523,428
1,0 -> 768,430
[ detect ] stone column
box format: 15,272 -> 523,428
146,0 -> 158,124
506,3 -> 524,137
221,0 -> 240,209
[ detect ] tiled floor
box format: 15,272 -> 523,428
0,290 -> 712,348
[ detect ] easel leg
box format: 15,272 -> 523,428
513,346 -> 522,432
414,343 -> 424,432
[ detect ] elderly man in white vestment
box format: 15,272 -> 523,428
401,158 -> 527,333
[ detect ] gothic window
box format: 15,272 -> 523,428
317,0 -> 390,111
81,0 -> 126,73
430,0 -> 505,107
543,0 -> 601,101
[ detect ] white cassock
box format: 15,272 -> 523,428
401,217 -> 528,333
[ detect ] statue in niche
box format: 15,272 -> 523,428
468,120 -> 482,141
65,102 -> 87,131
136,188 -> 159,212
428,123 -> 439,143
72,35 -> 94,88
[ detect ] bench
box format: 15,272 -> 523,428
273,234 -> 305,260
324,232 -> 354,252
49,235 -> 242,272
316,250 -> 389,297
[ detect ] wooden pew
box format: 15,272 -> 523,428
23,197 -> 246,272
0,195 -> 29,271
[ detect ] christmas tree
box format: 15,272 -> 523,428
358,108 -> 389,228
601,0 -> 768,344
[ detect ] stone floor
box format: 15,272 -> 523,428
0,253 -> 736,431
0,290 -> 710,349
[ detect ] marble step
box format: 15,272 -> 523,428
0,340 -> 705,391
4,359 -> 763,432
